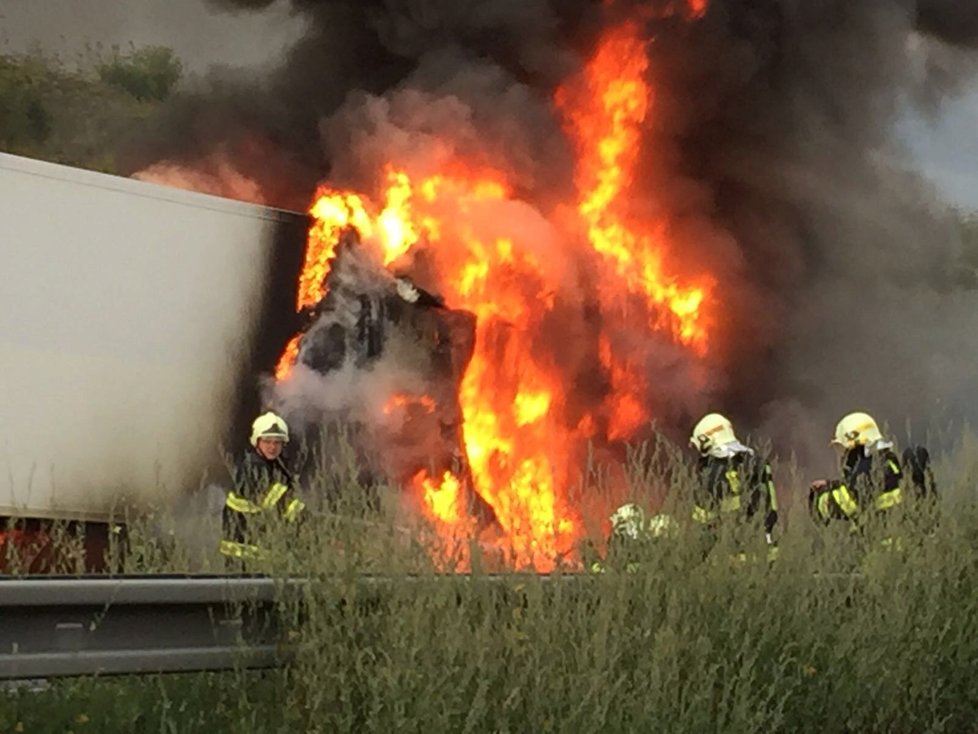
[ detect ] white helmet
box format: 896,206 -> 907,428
609,503 -> 646,540
832,412 -> 882,449
250,411 -> 289,447
690,413 -> 739,455
647,513 -> 679,539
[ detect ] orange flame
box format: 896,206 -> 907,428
557,20 -> 711,353
688,0 -> 708,19
274,334 -> 302,382
297,191 -> 372,310
416,470 -> 466,524
384,393 -> 437,415
274,13 -> 712,569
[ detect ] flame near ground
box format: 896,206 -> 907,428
275,12 -> 714,570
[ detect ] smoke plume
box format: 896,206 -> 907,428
126,0 -> 978,477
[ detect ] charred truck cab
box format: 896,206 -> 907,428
277,228 -> 498,528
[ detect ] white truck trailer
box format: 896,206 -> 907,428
0,152 -> 308,569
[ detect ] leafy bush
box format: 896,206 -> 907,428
96,46 -> 182,102
0,54 -> 54,149
0,47 -> 179,172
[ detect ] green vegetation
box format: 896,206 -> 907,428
0,45 -> 180,173
4,437 -> 978,733
95,46 -> 182,103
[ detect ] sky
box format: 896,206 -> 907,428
1,0 -> 977,212
898,83 -> 978,213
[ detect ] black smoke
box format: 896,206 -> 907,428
643,0 -> 978,470
123,0 -> 978,473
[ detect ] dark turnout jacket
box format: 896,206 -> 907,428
692,449 -> 779,536
220,450 -> 304,559
809,444 -> 904,524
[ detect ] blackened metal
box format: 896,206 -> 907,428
225,211 -> 310,456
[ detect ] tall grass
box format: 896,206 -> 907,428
4,434 -> 978,733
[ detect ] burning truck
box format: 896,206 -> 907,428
1,8 -> 723,572
246,14 -> 719,570
13,0 -> 960,570
6,0 -> 975,571
0,0 -> 978,570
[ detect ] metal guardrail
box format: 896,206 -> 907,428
0,573 -> 561,680
0,575 -> 296,680
0,571 -> 863,680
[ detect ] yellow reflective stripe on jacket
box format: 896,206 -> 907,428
261,482 -> 289,509
692,497 -> 742,520
832,486 -> 859,518
692,505 -> 715,524
816,493 -> 832,520
874,488 -> 902,511
225,492 -> 263,514
283,498 -> 305,522
720,494 -> 742,513
227,484 -> 295,515
725,469 -> 741,495
219,539 -> 266,560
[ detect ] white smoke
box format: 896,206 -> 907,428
264,236 -> 471,484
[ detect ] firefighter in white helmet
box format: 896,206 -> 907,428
590,502 -> 679,573
220,411 -> 305,561
689,413 -> 778,544
808,412 -> 910,528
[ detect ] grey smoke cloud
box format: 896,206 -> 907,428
641,1 -> 978,469
916,1 -> 978,49
123,0 -> 978,477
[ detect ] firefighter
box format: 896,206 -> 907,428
589,503 -> 679,572
689,413 -> 779,546
220,411 -> 305,561
808,412 -> 907,529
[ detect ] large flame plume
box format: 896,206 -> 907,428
276,9 -> 713,569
